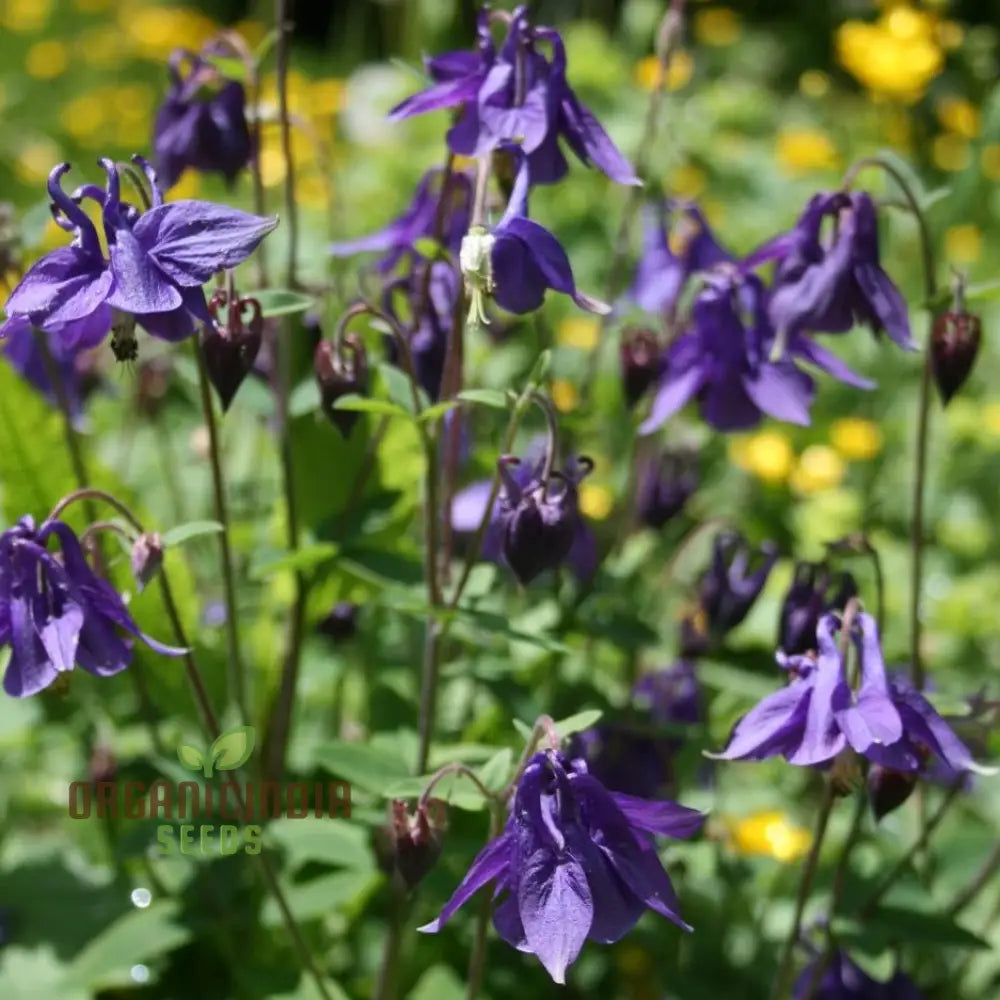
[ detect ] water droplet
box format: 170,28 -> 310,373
130,964 -> 150,984
130,887 -> 152,909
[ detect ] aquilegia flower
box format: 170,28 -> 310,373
630,201 -> 731,318
714,612 -> 987,773
778,562 -> 857,656
329,166 -> 473,273
390,6 -> 637,186
0,516 -> 184,698
419,748 -> 704,983
1,157 -> 275,354
452,443 -> 597,585
794,950 -> 924,1000
460,153 -> 608,323
763,190 -> 915,350
153,48 -> 254,190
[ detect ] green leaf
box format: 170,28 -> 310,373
411,236 -> 445,260
457,388 -> 510,410
417,400 -> 460,423
253,28 -> 281,63
333,394 -> 410,419
176,744 -> 204,772
253,288 -> 315,318
478,748 -> 513,791
407,964 -> 465,1000
203,53 -> 248,83
963,277 -> 1000,303
266,818 -> 375,872
261,870 -> 378,927
376,362 -> 420,413
160,520 -> 224,547
525,348 -> 552,389
835,908 -> 990,950
289,379 -> 321,418
250,542 -> 340,579
317,741 -> 412,792
210,725 -> 256,772
512,719 -> 533,742
553,709 -> 602,738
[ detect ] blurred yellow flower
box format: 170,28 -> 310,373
557,317 -> 599,351
982,403 -> 1000,436
551,379 -> 578,413
776,128 -> 838,175
831,418 -> 883,461
937,19 -> 964,50
580,483 -> 613,521
15,139 -> 62,184
165,171 -> 202,201
882,107 -> 912,149
634,50 -> 694,92
39,217 -> 68,253
981,144 -> 1000,182
669,162 -> 707,199
297,172 -> 330,212
123,5 -> 217,61
728,810 -> 812,862
944,224 -> 981,265
60,92 -> 108,143
731,430 -> 794,484
25,40 -> 68,80
311,78 -> 348,116
234,19 -> 269,47
791,445 -> 845,494
937,98 -> 980,138
837,6 -> 942,103
693,8 -> 741,47
1,0 -> 52,33
259,146 -> 287,188
932,134 -> 970,172
798,70 -> 831,98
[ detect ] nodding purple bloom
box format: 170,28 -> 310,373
778,563 -> 857,656
630,201 -> 731,318
763,191 -> 914,351
329,167 -> 473,273
153,49 -> 254,190
1,158 -> 276,355
419,748 -> 703,983
794,951 -> 924,1000
714,613 -> 987,773
451,442 -> 597,585
461,154 -> 608,323
681,532 -> 777,654
0,516 -> 184,698
635,450 -> 698,529
391,6 -> 637,187
640,267 -> 873,435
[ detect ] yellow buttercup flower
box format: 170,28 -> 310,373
776,128 -> 838,176
694,8 -> 741,48
669,163 -> 707,199
634,50 -> 694,92
981,144 -> 1000,182
937,98 -> 980,139
25,40 -> 68,80
60,91 -> 109,143
556,317 -> 599,351
15,139 -> 62,184
123,5 -> 217,61
579,483 -> 613,521
165,172 -> 203,201
932,134 -> 970,173
1,0 -> 52,32
831,418 -> 883,461
798,70 -> 831,98
731,430 -> 794,485
728,810 -> 812,862
790,445 -> 845,495
944,224 -> 981,265
550,379 -> 578,414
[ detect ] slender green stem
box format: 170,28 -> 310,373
373,887 -> 410,1000
193,337 -> 247,718
947,841 -> 1000,918
275,0 -> 298,289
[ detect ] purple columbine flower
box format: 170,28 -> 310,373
714,612 -> 988,773
762,191 -> 914,351
0,516 -> 184,698
153,48 -> 254,190
460,153 -> 608,322
329,167 -> 473,273
452,445 -> 597,585
635,449 -> 698,529
778,562 -> 857,656
419,748 -> 704,983
794,950 -> 924,1000
1,158 -> 276,355
639,267 -> 872,435
630,201 -> 731,318
390,6 -> 638,187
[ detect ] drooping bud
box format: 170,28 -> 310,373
777,563 -> 857,656
867,764 -> 918,821
317,601 -> 358,642
635,450 -> 697,529
314,335 -> 368,438
373,798 -> 448,890
930,307 -> 981,406
130,532 -> 164,591
203,290 -> 263,411
620,327 -> 663,409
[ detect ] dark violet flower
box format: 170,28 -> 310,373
317,601 -> 358,642
1,158 -> 276,354
460,154 -> 608,323
778,562 -> 857,656
374,798 -> 448,890
619,327 -> 663,409
763,191 -> 915,350
314,335 -> 368,438
794,950 -> 924,1000
153,48 -> 253,190
0,516 -> 184,698
390,6 -> 637,187
202,288 -> 263,411
329,167 -> 473,272
635,450 -> 697,529
630,201 -> 731,318
713,613 -> 991,774
930,305 -> 981,405
1,317 -> 90,419
419,748 -> 704,983
640,267 -> 873,435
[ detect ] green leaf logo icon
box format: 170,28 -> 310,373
209,725 -> 256,775
177,743 -> 206,773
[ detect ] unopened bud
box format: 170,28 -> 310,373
317,602 -> 358,642
130,532 -> 164,592
373,798 -> 448,890
931,308 -> 981,406
203,295 -> 263,411
315,336 -> 368,438
620,327 -> 663,409
867,764 -> 918,821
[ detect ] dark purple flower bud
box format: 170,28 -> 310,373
317,602 -> 358,642
418,748 -> 704,983
374,798 -> 448,890
153,49 -> 254,190
867,763 -> 919,822
697,532 -> 778,641
314,335 -> 368,438
635,450 -> 697,529
203,290 -> 263,411
620,327 -> 663,409
930,308 -> 981,406
794,950 -> 925,1000
130,532 -> 164,592
89,740 -> 117,785
778,563 -> 858,656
